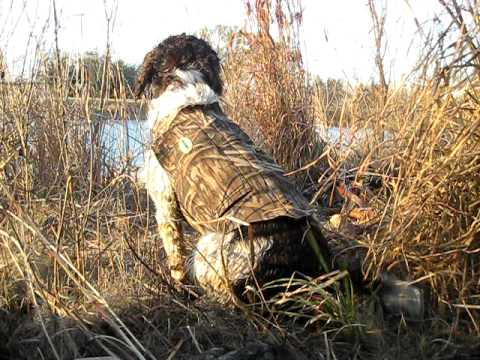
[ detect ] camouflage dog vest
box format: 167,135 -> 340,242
152,104 -> 313,234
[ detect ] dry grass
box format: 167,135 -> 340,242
219,1 -> 328,191
0,0 -> 479,359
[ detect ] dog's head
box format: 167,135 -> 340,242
134,34 -> 222,99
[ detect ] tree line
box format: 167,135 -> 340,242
38,51 -> 138,99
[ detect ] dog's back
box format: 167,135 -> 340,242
152,104 -> 313,234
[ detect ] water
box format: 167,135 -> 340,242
103,121 -> 393,166
316,126 -> 393,148
102,120 -> 149,166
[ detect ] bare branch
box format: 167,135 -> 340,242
368,0 -> 389,104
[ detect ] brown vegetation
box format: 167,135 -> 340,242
0,0 -> 479,359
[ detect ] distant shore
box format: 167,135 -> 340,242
1,82 -> 148,120
67,97 -> 147,120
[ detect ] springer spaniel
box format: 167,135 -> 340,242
135,34 -> 332,303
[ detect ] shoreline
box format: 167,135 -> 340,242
67,97 -> 148,120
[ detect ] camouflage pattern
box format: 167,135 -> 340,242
152,103 -> 313,234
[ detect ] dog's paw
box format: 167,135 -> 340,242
171,268 -> 187,282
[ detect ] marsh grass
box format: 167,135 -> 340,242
220,1 -> 328,190
0,0 -> 479,359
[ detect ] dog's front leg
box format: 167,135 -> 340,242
155,189 -> 187,282
139,149 -> 187,282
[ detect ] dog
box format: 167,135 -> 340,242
135,34 -> 332,303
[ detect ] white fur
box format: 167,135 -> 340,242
190,232 -> 274,292
146,69 -> 219,131
137,149 -> 172,224
191,232 -> 233,283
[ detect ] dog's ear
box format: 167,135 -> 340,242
134,48 -> 158,99
163,53 -> 177,73
135,49 -> 178,99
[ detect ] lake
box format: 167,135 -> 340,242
102,120 -> 149,166
103,120 -> 391,166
